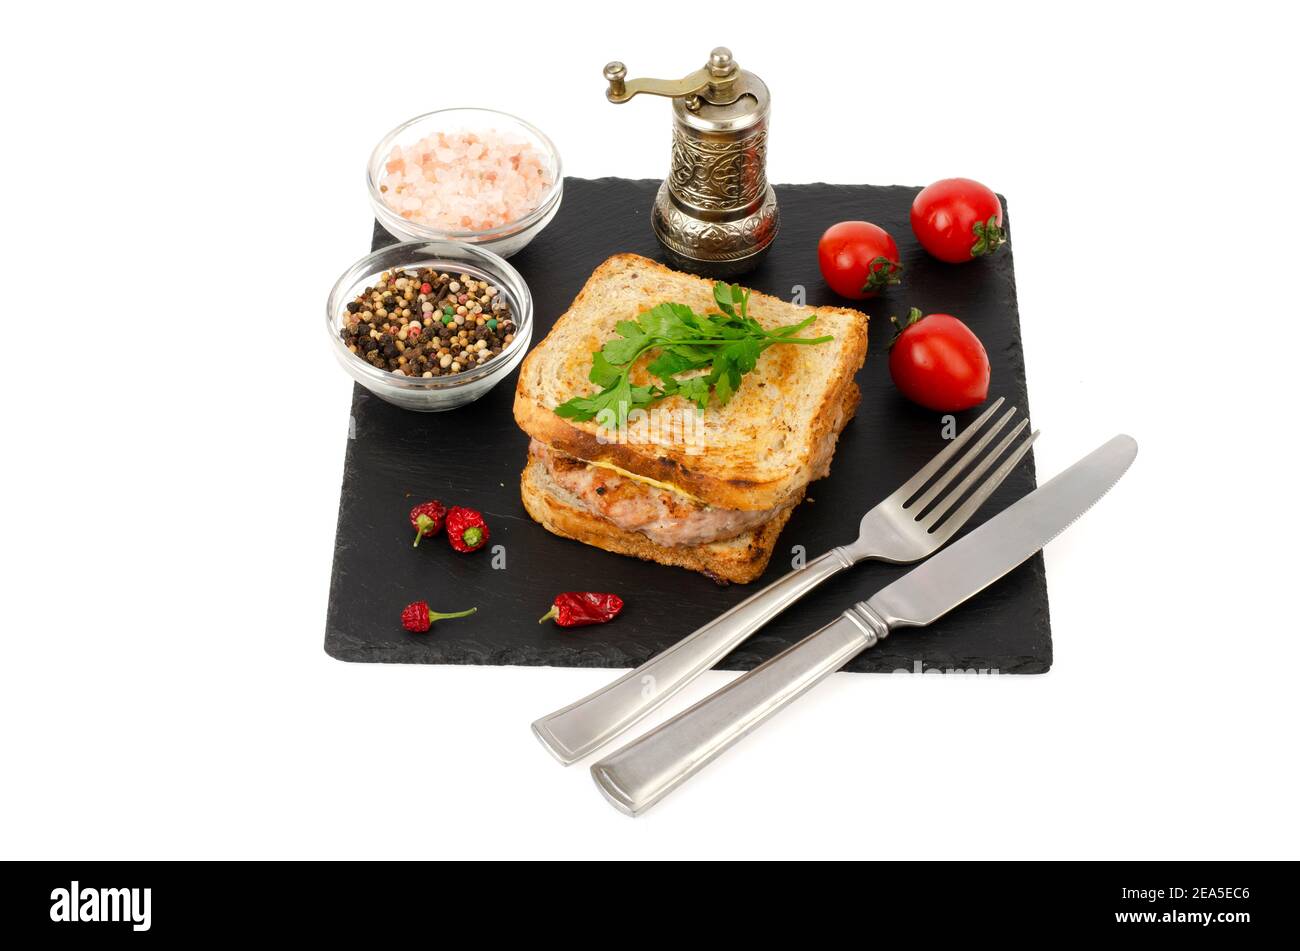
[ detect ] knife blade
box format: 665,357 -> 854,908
867,433 -> 1138,628
590,434 -> 1138,816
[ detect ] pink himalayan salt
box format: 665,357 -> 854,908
378,129 -> 553,232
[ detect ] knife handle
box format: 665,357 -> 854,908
590,604 -> 888,816
531,546 -> 859,765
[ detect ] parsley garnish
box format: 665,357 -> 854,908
553,282 -> 834,425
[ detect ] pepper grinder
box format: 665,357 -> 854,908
603,47 -> 778,276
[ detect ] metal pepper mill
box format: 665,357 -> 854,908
604,47 -> 778,276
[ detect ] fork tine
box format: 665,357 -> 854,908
926,428 -> 1041,540
921,418 -> 1029,530
890,397 -> 1006,502
908,405 -> 1017,516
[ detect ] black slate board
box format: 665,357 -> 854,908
325,178 -> 1050,674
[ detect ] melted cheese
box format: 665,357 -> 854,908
584,459 -> 705,504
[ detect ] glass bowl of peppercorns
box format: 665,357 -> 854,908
327,239 -> 533,411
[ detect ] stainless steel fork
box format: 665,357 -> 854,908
531,397 -> 1038,764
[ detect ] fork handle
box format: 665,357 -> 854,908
591,606 -> 888,816
531,546 -> 859,765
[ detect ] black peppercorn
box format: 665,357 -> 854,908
338,267 -> 514,377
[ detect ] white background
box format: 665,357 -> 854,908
2,1 -> 1296,860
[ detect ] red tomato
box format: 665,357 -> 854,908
889,308 -> 990,411
817,220 -> 903,299
910,178 -> 1005,264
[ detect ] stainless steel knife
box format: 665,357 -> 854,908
590,434 -> 1138,816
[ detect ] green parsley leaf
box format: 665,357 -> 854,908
588,350 -> 622,387
551,282 -> 835,426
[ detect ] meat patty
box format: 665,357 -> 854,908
529,440 -> 781,547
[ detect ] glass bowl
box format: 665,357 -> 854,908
366,107 -> 563,258
326,240 -> 533,412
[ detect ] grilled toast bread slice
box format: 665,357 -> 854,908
520,381 -> 861,584
513,254 -> 868,512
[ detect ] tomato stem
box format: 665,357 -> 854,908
862,256 -> 903,294
971,216 -> 1006,257
888,307 -> 925,350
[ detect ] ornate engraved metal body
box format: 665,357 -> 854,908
604,48 -> 778,276
668,125 -> 767,211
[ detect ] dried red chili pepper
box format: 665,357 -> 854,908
409,500 -> 446,547
539,592 -> 624,627
401,601 -> 477,633
446,506 -> 489,553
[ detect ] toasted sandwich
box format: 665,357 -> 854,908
513,253 -> 867,583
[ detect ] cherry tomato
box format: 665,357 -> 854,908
910,178 -> 1005,264
817,221 -> 903,299
888,308 -> 990,411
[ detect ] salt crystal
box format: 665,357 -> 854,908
379,127 -> 554,231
